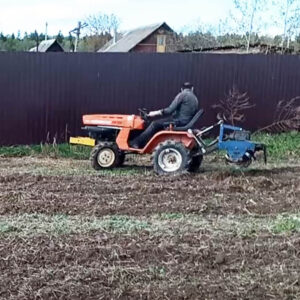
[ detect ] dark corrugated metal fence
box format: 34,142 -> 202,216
0,52 -> 299,145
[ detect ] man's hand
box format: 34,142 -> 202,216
148,110 -> 163,117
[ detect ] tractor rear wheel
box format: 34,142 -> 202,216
153,140 -> 191,175
188,155 -> 203,172
90,142 -> 124,170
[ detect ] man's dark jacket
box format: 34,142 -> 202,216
162,89 -> 199,124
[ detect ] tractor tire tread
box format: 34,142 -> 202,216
90,142 -> 124,170
152,139 -> 191,175
188,154 -> 203,172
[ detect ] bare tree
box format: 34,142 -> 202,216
85,13 -> 120,36
255,97 -> 300,133
212,86 -> 255,126
273,0 -> 300,50
231,0 -> 267,52
217,17 -> 235,37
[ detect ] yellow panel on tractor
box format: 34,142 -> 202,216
69,137 -> 95,147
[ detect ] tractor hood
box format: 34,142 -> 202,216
82,114 -> 145,129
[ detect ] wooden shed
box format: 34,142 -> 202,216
29,39 -> 64,52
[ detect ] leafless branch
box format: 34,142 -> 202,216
212,85 -> 255,126
85,13 -> 120,36
255,96 -> 300,133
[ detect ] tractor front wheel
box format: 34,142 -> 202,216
153,140 -> 191,175
90,142 -> 124,170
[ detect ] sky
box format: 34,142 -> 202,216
0,0 -> 235,36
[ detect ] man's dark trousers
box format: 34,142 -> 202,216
132,118 -> 186,148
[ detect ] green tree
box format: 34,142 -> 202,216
4,34 -> 18,51
56,31 -> 64,44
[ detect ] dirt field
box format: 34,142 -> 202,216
0,156 -> 300,299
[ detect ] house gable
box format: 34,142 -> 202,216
98,22 -> 173,53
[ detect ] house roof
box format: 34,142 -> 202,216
178,43 -> 298,54
98,22 -> 173,52
29,39 -> 64,52
99,32 -> 124,52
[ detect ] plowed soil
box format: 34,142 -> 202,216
0,157 -> 300,299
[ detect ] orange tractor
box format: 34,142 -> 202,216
70,109 -> 266,174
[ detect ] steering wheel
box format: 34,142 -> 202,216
138,108 -> 148,120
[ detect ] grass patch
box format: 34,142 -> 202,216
0,143 -> 90,159
158,213 -> 184,220
253,131 -> 300,161
0,222 -> 19,234
102,215 -> 150,232
272,215 -> 300,233
0,214 -> 150,237
0,132 -> 299,161
0,213 -> 291,238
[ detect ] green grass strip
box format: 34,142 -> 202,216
0,132 -> 299,161
0,144 -> 91,159
1,213 -> 300,238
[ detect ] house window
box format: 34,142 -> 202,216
157,35 -> 166,52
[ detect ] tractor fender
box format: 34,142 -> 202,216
141,131 -> 195,154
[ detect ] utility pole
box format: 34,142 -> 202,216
45,22 -> 48,41
35,30 -> 39,52
69,21 -> 87,52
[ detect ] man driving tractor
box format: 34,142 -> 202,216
71,80 -> 266,174
130,82 -> 199,148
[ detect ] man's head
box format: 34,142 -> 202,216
181,82 -> 194,92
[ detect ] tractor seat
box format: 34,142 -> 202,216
173,109 -> 204,131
